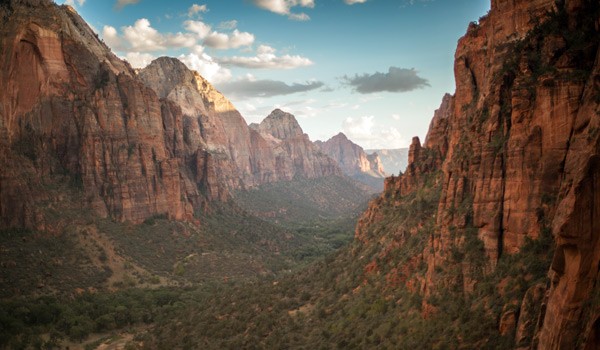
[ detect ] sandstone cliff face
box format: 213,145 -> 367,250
0,0 -> 340,228
0,0 -> 201,227
252,109 -> 342,181
315,132 -> 385,178
355,0 -> 600,348
139,63 -> 342,190
256,109 -> 305,140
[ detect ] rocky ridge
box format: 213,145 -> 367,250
315,132 -> 386,190
0,0 -> 340,228
355,0 -> 600,347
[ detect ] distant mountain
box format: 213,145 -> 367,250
365,148 -> 409,176
315,133 -> 385,191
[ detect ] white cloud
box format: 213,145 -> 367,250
344,0 -> 367,4
64,0 -> 85,6
243,102 -> 258,113
101,17 -> 256,54
203,30 -> 255,50
102,25 -> 125,50
342,116 -> 408,149
251,0 -> 315,20
178,47 -> 232,84
253,0 -> 294,14
218,20 -> 238,30
99,18 -> 255,84
167,32 -> 197,48
122,18 -> 167,51
288,13 -> 310,21
392,114 -> 401,120
124,52 -> 155,68
188,4 -> 208,17
115,0 -> 139,9
107,18 -> 195,52
184,20 -> 212,38
218,45 -> 313,69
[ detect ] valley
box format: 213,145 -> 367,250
1,0 -> 599,349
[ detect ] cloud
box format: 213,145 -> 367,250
288,13 -> 310,21
102,18 -> 256,53
102,25 -> 125,50
184,21 -> 253,50
178,46 -> 232,83
188,4 -> 208,17
184,20 -> 212,38
64,0 -> 85,6
115,0 -> 139,9
218,45 -> 313,69
104,18 -> 195,52
403,0 -> 434,5
342,116 -> 408,149
124,52 -> 156,68
344,0 -> 367,4
342,67 -> 429,94
217,76 -> 324,98
251,0 -> 314,20
204,29 -> 255,50
99,18 -> 259,84
218,20 -> 238,30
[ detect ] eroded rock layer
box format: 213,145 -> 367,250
0,0 -> 340,228
355,0 -> 600,348
315,133 -> 385,178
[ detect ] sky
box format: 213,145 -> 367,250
55,0 -> 490,149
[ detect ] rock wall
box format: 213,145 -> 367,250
0,0 -> 341,227
355,0 -> 600,348
0,0 -> 199,227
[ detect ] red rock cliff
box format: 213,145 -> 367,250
0,0 -> 202,227
0,0 -> 341,228
355,0 -> 600,348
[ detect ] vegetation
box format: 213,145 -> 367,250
5,3 -> 597,348
232,175 -> 372,263
233,175 -> 372,225
0,287 -> 194,348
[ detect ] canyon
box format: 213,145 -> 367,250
0,0 -> 342,230
0,0 -> 598,348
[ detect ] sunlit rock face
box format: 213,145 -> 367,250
0,0 -> 341,227
355,0 -> 600,347
315,132 -> 386,179
314,132 -> 386,191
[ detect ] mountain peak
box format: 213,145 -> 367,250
332,132 -> 349,141
259,109 -> 304,140
316,131 -> 386,190
138,57 -> 196,99
150,56 -> 189,71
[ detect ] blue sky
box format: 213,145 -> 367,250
56,0 -> 490,149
